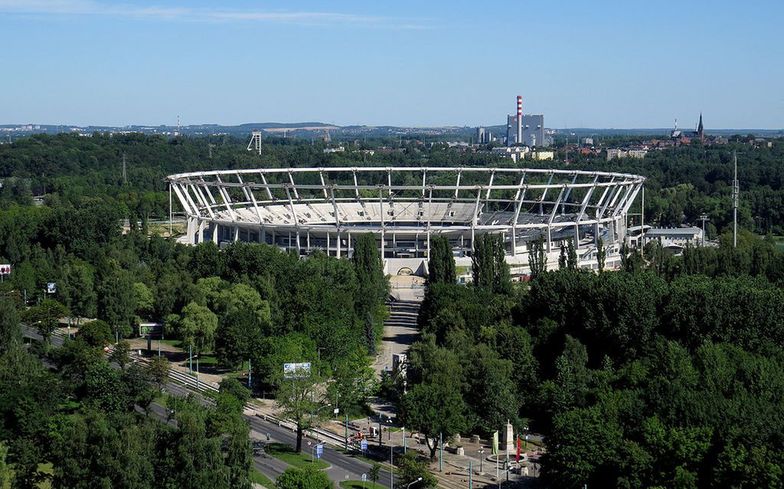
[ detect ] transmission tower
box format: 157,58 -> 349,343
247,131 -> 262,155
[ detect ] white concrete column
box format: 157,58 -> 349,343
197,220 -> 205,244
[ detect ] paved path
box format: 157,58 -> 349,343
373,299 -> 421,378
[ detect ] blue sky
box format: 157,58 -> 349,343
1,0 -> 782,128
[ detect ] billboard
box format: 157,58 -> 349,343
283,362 -> 311,379
0,264 -> 11,275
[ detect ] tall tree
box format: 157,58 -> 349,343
0,298 -> 20,353
428,235 -> 456,285
351,233 -> 388,353
178,302 -> 218,373
276,366 -> 326,453
59,260 -> 96,325
472,234 -> 511,294
97,265 -> 136,340
528,236 -> 548,279
596,237 -> 606,272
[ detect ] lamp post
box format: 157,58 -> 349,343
388,418 -> 393,441
406,477 -> 423,488
389,444 -> 394,489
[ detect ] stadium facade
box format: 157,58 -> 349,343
167,167 -> 645,277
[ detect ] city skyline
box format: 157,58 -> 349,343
1,0 -> 782,129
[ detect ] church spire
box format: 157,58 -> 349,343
697,113 -> 704,141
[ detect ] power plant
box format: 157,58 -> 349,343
504,95 -> 549,147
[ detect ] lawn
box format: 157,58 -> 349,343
340,481 -> 386,489
266,442 -> 330,470
250,468 -> 276,488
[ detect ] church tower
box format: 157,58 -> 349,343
697,113 -> 704,142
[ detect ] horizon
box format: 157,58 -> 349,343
1,120 -> 782,132
1,0 -> 782,128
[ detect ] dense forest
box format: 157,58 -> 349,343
1,133 -> 781,235
0,135 -> 392,487
397,233 -> 784,488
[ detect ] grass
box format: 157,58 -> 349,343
250,468 -> 276,488
340,481 -> 386,489
266,442 -> 330,470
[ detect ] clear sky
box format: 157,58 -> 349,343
1,0 -> 782,129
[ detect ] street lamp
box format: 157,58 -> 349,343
406,477 -> 423,488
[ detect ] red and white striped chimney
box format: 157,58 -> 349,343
516,95 -> 523,145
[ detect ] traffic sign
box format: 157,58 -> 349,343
0,264 -> 11,275
360,439 -> 368,452
361,473 -> 367,482
315,444 -> 324,459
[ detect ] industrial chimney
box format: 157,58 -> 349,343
516,95 -> 523,145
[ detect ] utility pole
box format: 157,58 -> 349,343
733,150 -> 739,248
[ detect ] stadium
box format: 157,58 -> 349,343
167,167 -> 645,278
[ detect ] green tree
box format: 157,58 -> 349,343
77,319 -> 113,347
567,238 -> 578,271
214,283 -> 270,369
0,441 -> 11,489
97,266 -> 136,339
132,282 -> 155,318
22,299 -> 68,344
59,260 -> 96,324
352,233 -> 388,353
109,339 -> 131,370
146,354 -> 170,393
369,462 -> 382,486
0,298 -> 20,353
401,379 -> 465,459
527,236 -> 547,279
596,237 -> 606,272
428,235 -> 456,285
276,367 -> 327,453
471,234 -> 511,294
178,301 -> 218,370
395,452 -> 437,488
275,466 -> 333,489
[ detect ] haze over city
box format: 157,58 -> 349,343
1,0 -> 782,129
